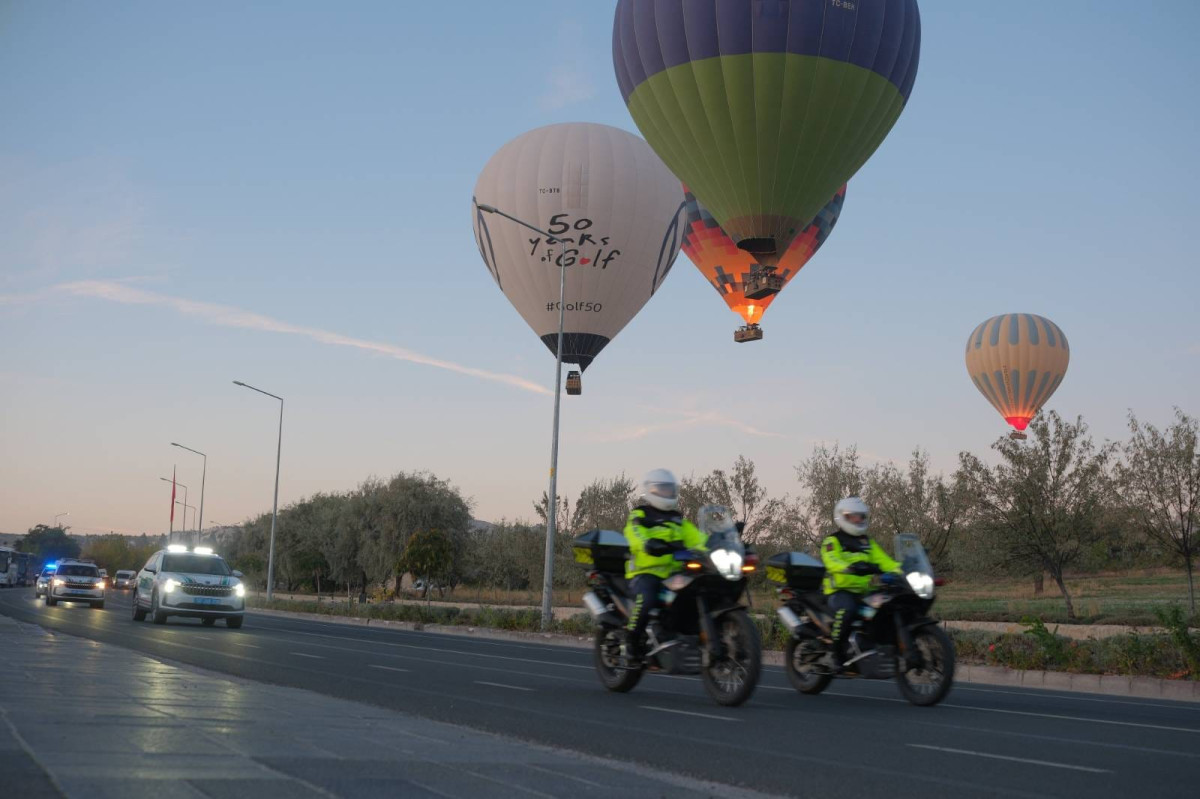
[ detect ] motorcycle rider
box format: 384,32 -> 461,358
820,496 -> 903,672
620,468 -> 708,662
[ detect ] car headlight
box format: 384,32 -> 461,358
906,571 -> 935,599
52,579 -> 64,587
234,582 -> 245,598
164,578 -> 178,593
709,548 -> 744,581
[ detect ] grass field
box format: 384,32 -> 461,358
412,568 -> 1198,627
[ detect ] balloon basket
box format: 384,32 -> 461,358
1009,430 -> 1027,441
734,324 -> 763,343
565,371 -> 582,395
743,268 -> 783,300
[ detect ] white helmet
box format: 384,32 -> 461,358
639,468 -> 679,512
833,496 -> 870,536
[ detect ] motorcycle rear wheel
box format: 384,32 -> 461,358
896,625 -> 955,706
785,637 -> 833,695
593,628 -> 642,693
701,610 -> 761,707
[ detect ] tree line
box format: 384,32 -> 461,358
49,407 -> 1188,620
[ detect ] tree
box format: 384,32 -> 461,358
958,411 -> 1115,619
793,444 -> 864,551
864,450 -> 973,567
397,529 -> 456,600
20,525 -> 80,564
1119,408 -> 1200,610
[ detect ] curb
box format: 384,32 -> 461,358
248,607 -> 1200,703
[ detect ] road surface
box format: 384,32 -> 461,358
2,588 -> 1197,797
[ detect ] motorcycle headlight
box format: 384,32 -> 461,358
906,571 -> 935,599
709,548 -> 744,581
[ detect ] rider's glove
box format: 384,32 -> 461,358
644,539 -> 673,557
846,562 -> 882,576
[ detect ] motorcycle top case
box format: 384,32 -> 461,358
572,529 -> 629,574
766,552 -> 825,590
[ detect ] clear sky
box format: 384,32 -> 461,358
2,1 -> 1197,536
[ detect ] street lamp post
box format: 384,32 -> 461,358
160,478 -> 187,545
475,201 -> 569,630
175,501 -> 195,537
172,443 -> 207,545
233,381 -> 283,601
52,512 -> 69,529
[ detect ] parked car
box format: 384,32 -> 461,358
132,545 -> 245,627
45,560 -> 105,609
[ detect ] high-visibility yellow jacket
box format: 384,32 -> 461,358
623,507 -> 707,580
820,531 -> 902,594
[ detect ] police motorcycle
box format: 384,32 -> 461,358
573,507 -> 762,707
768,533 -> 955,706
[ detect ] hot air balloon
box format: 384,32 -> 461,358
472,123 -> 685,394
965,314 -> 1070,439
682,183 -> 845,342
613,0 -> 920,292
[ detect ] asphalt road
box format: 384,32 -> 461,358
3,588 -> 1198,798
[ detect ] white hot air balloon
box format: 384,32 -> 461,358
472,122 -> 685,391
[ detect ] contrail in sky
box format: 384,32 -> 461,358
53,280 -> 551,395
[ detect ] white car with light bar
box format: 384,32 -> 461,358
131,545 -> 246,627
45,559 -> 106,608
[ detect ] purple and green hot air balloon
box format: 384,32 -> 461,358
613,0 -> 920,266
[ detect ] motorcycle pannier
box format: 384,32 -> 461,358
766,552 -> 825,590
572,529 -> 629,574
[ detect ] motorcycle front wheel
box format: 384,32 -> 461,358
897,624 -> 955,706
785,636 -> 833,695
701,610 -> 761,707
593,628 -> 642,693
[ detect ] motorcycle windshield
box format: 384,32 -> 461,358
894,533 -> 933,579
705,530 -> 744,554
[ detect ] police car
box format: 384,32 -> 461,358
44,559 -> 106,608
131,545 -> 246,627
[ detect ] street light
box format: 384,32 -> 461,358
171,442 -> 207,543
475,201 -> 569,630
233,380 -> 283,601
159,477 -> 188,544
175,501 -> 196,537
53,512 -> 69,529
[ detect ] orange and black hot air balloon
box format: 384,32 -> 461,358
965,314 -> 1070,438
681,184 -> 845,341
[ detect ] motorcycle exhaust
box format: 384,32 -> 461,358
776,605 -> 804,634
582,592 -> 608,619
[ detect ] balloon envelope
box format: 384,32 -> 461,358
472,123 -> 684,371
682,184 -> 845,325
613,0 -> 920,263
965,314 -> 1070,431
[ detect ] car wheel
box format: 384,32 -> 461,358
131,592 -> 147,621
46,593 -> 57,607
225,616 -> 244,629
93,601 -> 105,610
201,617 -> 216,626
151,591 -> 168,625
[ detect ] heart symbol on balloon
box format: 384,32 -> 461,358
579,258 -> 591,265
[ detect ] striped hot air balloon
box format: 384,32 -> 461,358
965,314 -> 1070,435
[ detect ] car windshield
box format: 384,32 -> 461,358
58,565 -> 98,577
162,554 -> 232,576
116,571 -> 135,578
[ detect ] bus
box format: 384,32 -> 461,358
0,547 -> 18,587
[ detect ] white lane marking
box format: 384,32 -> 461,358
640,705 -> 740,722
289,652 -> 323,659
941,702 -> 1200,734
911,719 -> 1200,760
229,641 -> 261,649
475,680 -> 533,692
523,763 -> 605,788
908,744 -> 1112,774
369,664 -> 411,673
